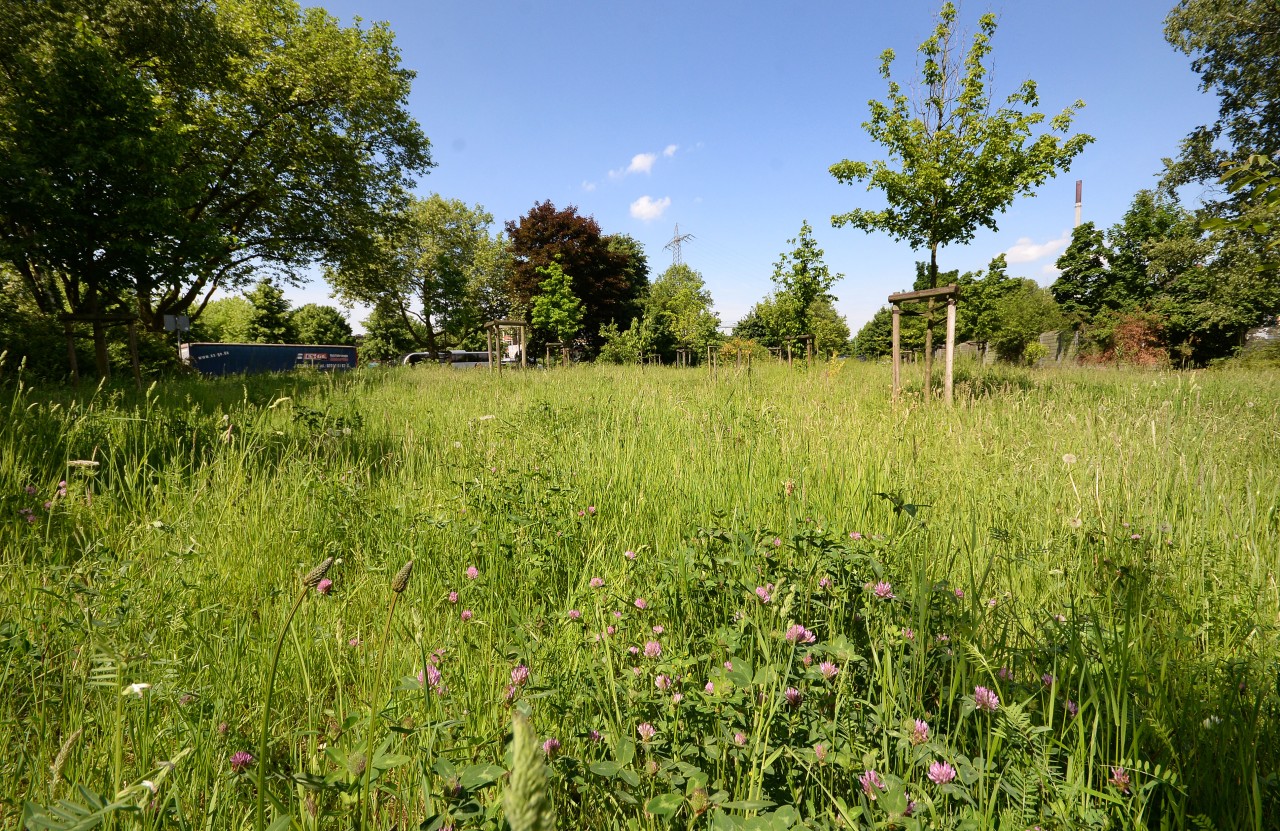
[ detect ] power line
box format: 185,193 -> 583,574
663,223 -> 695,266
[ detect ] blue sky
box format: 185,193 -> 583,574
283,0 -> 1220,333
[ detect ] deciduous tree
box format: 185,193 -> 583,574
245,279 -> 295,344
291,304 -> 355,345
327,195 -> 504,353
530,261 -> 584,345
506,202 -> 645,352
830,2 -> 1090,395
0,0 -> 431,372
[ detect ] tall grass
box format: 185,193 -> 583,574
1,361 -> 1277,829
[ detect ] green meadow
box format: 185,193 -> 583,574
2,362 -> 1277,830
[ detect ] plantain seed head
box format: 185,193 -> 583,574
302,557 -> 335,589
392,560 -> 414,593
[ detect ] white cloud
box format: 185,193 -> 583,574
581,180 -> 597,192
629,195 -> 671,222
627,153 -> 657,175
663,144 -> 678,158
609,152 -> 660,179
1004,230 -> 1070,264
1041,263 -> 1061,278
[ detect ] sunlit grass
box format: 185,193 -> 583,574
1,361 -> 1277,829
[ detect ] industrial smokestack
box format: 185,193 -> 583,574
1074,179 -> 1082,228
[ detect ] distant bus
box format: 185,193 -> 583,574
181,343 -> 357,376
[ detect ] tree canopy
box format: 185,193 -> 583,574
0,0 -> 431,377
829,2 -> 1091,286
291,304 -> 355,346
505,202 -> 646,352
327,194 -> 506,353
530,261 -> 585,345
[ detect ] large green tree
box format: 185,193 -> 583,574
1164,0 -> 1280,186
327,194 -> 506,353
829,1 -> 1091,396
189,296 -> 253,343
1051,223 -> 1113,327
291,304 -> 355,345
642,264 -> 721,361
244,279 -> 295,344
989,280 -> 1062,364
953,256 -> 1020,350
0,0 -> 430,376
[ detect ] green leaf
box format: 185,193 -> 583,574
645,792 -> 684,819
459,763 -> 505,790
266,815 -> 294,831
588,761 -> 622,779
720,799 -> 777,811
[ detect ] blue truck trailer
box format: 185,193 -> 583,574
180,343 -> 357,376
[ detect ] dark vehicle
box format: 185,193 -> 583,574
181,343 -> 357,376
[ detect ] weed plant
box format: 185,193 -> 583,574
1,361 -> 1277,830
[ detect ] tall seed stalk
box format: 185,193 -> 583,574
256,557 -> 333,831
361,560 -> 412,831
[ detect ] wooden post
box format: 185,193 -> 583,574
806,336 -> 813,363
128,320 -> 142,391
520,326 -> 527,368
923,298 -> 935,402
891,304 -> 901,403
92,319 -> 110,382
944,296 -> 957,405
64,319 -> 79,386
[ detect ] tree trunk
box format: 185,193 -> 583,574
923,243 -> 939,402
90,291 -> 110,381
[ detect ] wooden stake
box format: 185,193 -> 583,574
64,319 -> 79,386
891,304 -> 901,403
128,321 -> 142,391
944,296 -> 956,405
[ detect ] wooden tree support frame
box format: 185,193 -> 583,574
784,334 -> 814,366
706,345 -> 721,378
675,347 -> 693,367
543,341 -> 570,367
60,313 -> 142,390
485,319 -> 528,372
888,284 -> 958,405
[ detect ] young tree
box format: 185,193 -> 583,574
830,2 -> 1091,396
291,304 -> 355,345
530,261 -> 584,346
245,279 -> 295,344
770,221 -> 842,336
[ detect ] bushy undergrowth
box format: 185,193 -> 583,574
1,363 -> 1277,830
